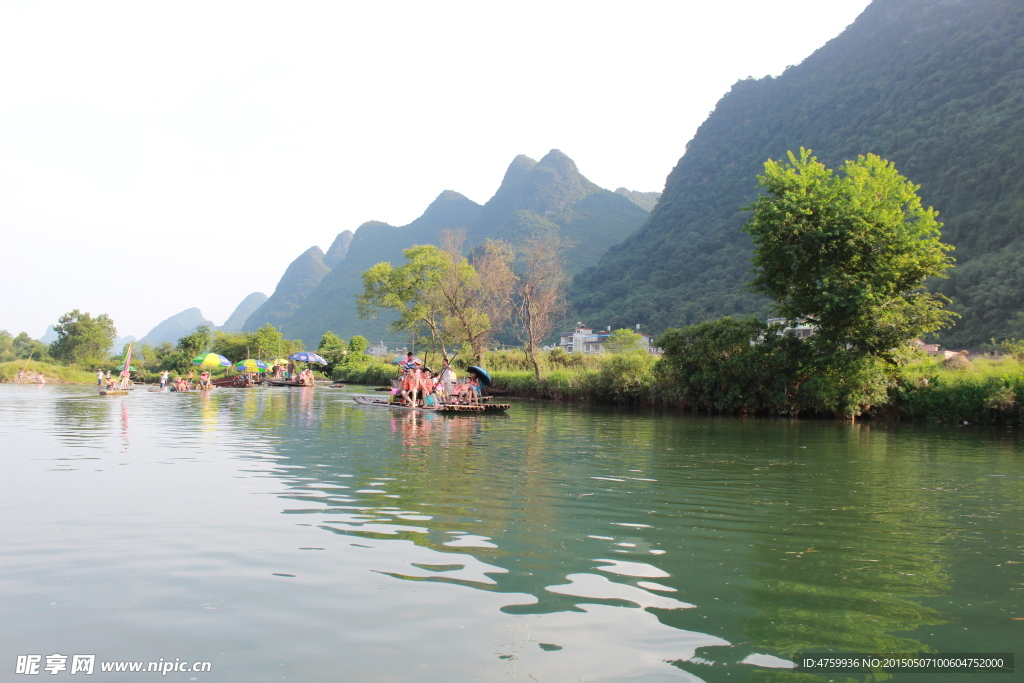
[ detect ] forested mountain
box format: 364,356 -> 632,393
571,0 -> 1024,347
615,188 -> 661,212
461,150 -> 651,272
140,308 -> 215,347
323,230 -> 354,269
275,150 -> 650,346
283,191 -> 483,344
220,292 -> 268,332
242,247 -> 330,332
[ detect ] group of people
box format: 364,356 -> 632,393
267,362 -> 314,385
18,369 -> 45,384
96,368 -> 123,390
393,352 -> 481,408
269,362 -> 296,380
165,369 -> 211,392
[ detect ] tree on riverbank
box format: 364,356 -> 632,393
357,231 -> 511,363
744,149 -> 956,362
48,310 -> 116,367
659,151 -> 957,418
499,233 -> 567,382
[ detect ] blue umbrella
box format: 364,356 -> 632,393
289,351 -> 327,365
467,365 -> 492,386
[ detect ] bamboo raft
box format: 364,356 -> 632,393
351,395 -> 509,413
212,376 -> 261,388
265,378 -> 314,388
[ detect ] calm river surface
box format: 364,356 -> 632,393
2,385 -> 1022,682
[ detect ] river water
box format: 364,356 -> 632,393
1,385 -> 1021,682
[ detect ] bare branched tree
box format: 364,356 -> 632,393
507,233 -> 567,381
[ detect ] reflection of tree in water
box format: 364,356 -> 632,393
673,424 -> 952,682
51,393 -> 115,450
260,400 -> 1003,683
305,403 -> 674,617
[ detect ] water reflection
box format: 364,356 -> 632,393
9,386 -> 1022,682
50,393 -> 115,449
253,400 -> 1024,680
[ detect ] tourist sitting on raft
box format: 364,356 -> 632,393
394,360 -> 434,407
199,371 -> 211,389
451,375 -> 481,405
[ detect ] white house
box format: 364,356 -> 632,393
558,323 -> 658,354
767,318 -> 816,339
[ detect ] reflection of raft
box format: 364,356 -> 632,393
351,395 -> 509,413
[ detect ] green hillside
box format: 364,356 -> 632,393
465,150 -> 650,273
322,230 -> 354,269
220,292 -> 267,332
243,247 -> 331,331
571,0 -> 1024,347
139,308 -> 215,347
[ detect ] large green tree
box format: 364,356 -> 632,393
209,325 -> 296,363
163,325 -> 212,372
357,236 -> 503,362
316,331 -> 348,373
14,332 -> 47,360
358,244 -> 450,355
48,310 -> 117,366
743,149 -> 956,363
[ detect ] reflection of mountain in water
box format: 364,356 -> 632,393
217,392 -> 981,679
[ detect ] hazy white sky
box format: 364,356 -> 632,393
1,0 -> 870,340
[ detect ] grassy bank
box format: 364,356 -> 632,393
314,345 -> 1024,425
331,357 -> 400,386
0,360 -> 97,384
891,356 -> 1024,425
487,350 -> 1024,425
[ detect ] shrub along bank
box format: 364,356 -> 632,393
467,323 -> 1024,426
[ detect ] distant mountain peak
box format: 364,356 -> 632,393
258,149 -> 648,346
323,230 -> 354,269
220,292 -> 268,331
423,190 -> 476,214
242,247 -> 331,332
536,149 -> 577,174
139,308 -> 215,347
499,154 -> 538,189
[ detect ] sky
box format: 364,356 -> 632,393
0,0 -> 871,340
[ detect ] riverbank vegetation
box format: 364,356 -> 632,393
0,360 -> 96,384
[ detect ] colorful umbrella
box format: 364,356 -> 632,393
290,351 -> 327,364
236,359 -> 269,372
269,358 -> 290,366
115,364 -> 138,372
191,353 -> 233,367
